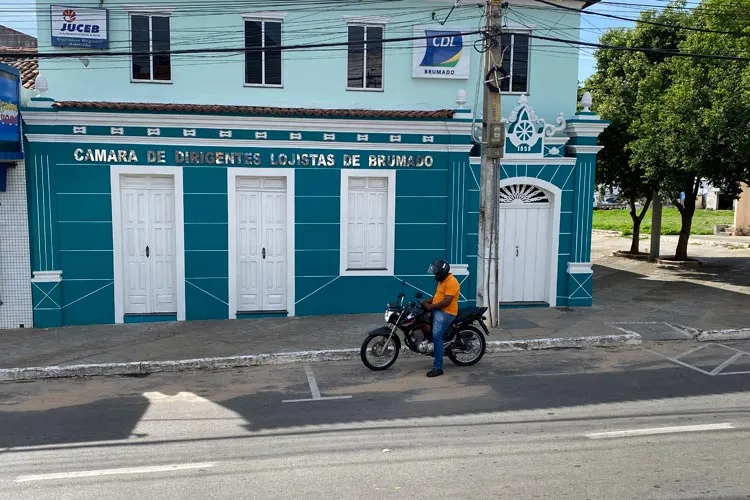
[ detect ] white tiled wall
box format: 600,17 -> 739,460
0,162 -> 33,329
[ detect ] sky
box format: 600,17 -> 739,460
2,0 -> 668,82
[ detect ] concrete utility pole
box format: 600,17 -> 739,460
649,190 -> 662,262
477,0 -> 504,328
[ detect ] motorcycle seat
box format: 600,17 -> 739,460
451,306 -> 486,326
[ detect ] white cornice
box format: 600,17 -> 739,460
565,145 -> 603,154
565,122 -> 609,137
342,15 -> 390,25
240,11 -> 289,20
26,134 -> 474,153
122,5 -> 176,14
22,110 -> 473,136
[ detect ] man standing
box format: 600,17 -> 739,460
421,258 -> 460,378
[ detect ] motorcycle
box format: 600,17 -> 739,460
360,281 -> 490,371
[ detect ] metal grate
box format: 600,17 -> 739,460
0,162 -> 33,329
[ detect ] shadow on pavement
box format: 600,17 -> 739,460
0,396 -> 149,448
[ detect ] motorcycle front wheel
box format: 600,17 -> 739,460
448,326 -> 486,366
360,328 -> 401,371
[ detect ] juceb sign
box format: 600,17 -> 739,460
50,5 -> 109,49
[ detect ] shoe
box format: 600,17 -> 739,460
426,369 -> 444,377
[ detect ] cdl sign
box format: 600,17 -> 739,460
50,5 -> 109,49
412,26 -> 470,80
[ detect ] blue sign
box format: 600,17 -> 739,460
0,63 -> 22,163
50,5 -> 109,49
412,26 -> 470,80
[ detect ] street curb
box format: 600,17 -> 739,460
0,333 -> 642,382
697,328 -> 750,342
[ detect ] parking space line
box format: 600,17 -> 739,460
282,364 -> 353,404
673,344 -> 707,361
304,364 -> 322,399
710,352 -> 745,375
643,348 -> 713,376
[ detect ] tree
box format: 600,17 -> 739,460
633,0 -> 750,260
586,3 -> 690,253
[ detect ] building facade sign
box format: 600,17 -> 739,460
50,5 -> 109,48
412,26 -> 470,80
72,148 -> 435,168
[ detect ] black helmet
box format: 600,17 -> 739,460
428,258 -> 450,282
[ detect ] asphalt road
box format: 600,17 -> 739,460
3,340 -> 750,499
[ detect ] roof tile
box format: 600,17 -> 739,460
51,100 -> 455,120
0,47 -> 37,88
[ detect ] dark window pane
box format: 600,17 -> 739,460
365,26 -> 383,89
152,16 -> 171,81
511,34 -> 529,92
265,21 -> 282,85
499,33 -> 512,92
347,25 -> 364,88
245,21 -> 262,84
131,15 -> 150,80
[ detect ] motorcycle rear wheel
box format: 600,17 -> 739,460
360,328 -> 401,371
448,326 -> 486,366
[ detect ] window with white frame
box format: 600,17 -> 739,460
347,24 -> 383,90
130,14 -> 171,82
340,170 -> 395,275
500,32 -> 530,93
244,19 -> 282,86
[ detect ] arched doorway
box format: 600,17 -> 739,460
497,179 -> 560,306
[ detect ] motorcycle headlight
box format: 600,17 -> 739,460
384,310 -> 391,322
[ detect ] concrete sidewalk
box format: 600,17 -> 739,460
1,233 -> 748,380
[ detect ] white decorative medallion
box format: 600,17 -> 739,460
324,133 -> 335,141
73,126 -> 87,134
502,95 -> 566,159
110,127 -> 124,135
219,130 -> 232,138
390,135 -> 402,143
255,131 -> 268,139
422,135 -> 434,143
357,134 -> 369,142
183,129 -> 196,137
290,132 -> 302,140
147,128 -> 160,136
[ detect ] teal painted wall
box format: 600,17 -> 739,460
24,137 -> 476,326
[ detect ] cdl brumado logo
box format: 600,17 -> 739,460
420,30 -> 463,68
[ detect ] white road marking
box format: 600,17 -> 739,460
673,344 -> 707,360
282,396 -> 353,403
304,364 -> 322,399
282,364 -> 353,403
586,423 -> 734,440
15,462 -> 217,482
710,352 -> 745,375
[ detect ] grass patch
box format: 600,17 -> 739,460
592,207 -> 734,236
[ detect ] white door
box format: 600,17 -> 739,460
121,175 -> 177,314
236,177 -> 287,312
498,184 -> 552,304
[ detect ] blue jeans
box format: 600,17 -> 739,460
432,310 -> 455,371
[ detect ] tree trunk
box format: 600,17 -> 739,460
628,194 -> 652,254
630,218 -> 642,254
675,180 -> 700,261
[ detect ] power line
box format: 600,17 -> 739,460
528,32 -> 750,62
531,0 -> 750,39
0,28 -> 486,59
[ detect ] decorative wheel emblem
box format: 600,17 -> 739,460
516,121 -> 535,142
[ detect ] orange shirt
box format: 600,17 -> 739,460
433,273 -> 460,316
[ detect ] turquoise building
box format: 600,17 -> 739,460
19,0 -> 607,327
